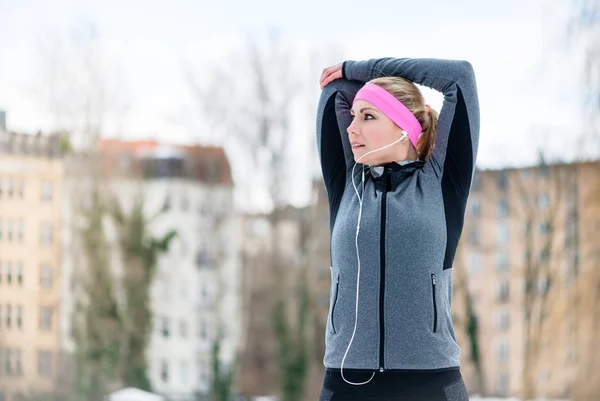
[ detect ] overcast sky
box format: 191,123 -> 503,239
0,0 -> 589,210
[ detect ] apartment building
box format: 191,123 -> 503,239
0,129 -> 64,401
458,161 -> 600,399
93,140 -> 242,400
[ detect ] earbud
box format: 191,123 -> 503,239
341,130 -> 409,386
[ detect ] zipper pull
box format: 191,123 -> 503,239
432,274 -> 436,285
379,367 -> 384,372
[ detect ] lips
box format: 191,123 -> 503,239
351,142 -> 365,148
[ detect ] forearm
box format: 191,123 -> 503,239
343,57 -> 475,95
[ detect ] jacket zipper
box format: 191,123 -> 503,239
431,273 -> 438,333
379,173 -> 391,371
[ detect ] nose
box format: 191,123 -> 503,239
347,119 -> 359,137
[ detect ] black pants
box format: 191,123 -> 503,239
318,369 -> 469,401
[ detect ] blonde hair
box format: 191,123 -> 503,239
368,77 -> 438,162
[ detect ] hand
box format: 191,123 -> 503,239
320,62 -> 343,89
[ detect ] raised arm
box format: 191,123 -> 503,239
343,58 -> 480,185
316,78 -> 362,231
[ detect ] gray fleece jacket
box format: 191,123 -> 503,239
316,57 -> 480,372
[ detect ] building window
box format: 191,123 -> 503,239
496,340 -> 509,361
469,198 -> 481,218
199,360 -> 209,386
163,194 -> 171,211
195,249 -> 210,268
6,305 -> 11,328
467,252 -> 481,274
180,361 -> 188,384
15,349 -> 23,375
537,193 -> 550,208
8,179 -> 14,198
17,306 -> 22,329
17,263 -> 22,286
161,317 -> 170,338
199,319 -> 208,340
7,263 -> 12,284
496,310 -> 509,332
5,349 -> 12,375
180,320 -> 188,338
18,180 -> 24,199
17,220 -> 23,242
40,223 -> 53,246
468,227 -> 479,246
497,281 -> 509,303
538,246 -> 551,262
41,182 -> 53,201
160,360 -> 169,383
38,350 -> 52,378
496,372 -> 509,395
496,252 -> 509,272
496,199 -> 508,218
496,223 -> 509,245
0,221 -> 3,240
537,276 -> 550,295
539,220 -> 552,234
39,307 -> 52,331
7,221 -> 12,241
537,164 -> 550,178
40,264 -> 53,289
201,284 -> 209,306
496,172 -> 508,190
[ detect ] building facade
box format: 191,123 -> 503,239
95,140 -> 242,400
458,162 -> 600,398
0,130 -> 64,401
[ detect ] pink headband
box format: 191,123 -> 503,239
353,83 -> 422,149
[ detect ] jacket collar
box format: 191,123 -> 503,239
368,160 -> 425,192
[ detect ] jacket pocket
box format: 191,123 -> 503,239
330,270 -> 340,334
431,273 -> 438,333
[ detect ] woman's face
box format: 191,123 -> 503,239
348,100 -> 412,166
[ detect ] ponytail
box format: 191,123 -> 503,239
369,77 -> 438,162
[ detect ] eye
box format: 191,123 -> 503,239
364,114 -> 374,120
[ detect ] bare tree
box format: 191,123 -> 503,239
186,29 -> 308,397
34,21 -> 130,150
567,0 -> 600,154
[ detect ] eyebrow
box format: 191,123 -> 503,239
350,107 -> 378,114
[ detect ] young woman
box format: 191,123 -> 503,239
315,57 -> 480,401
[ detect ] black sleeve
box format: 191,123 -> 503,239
315,78 -> 363,232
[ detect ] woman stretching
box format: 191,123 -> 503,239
315,57 -> 480,401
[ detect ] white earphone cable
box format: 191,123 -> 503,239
340,130 -> 407,386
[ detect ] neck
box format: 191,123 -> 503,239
374,146 -> 419,166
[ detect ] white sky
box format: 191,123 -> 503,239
0,0 -> 590,210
